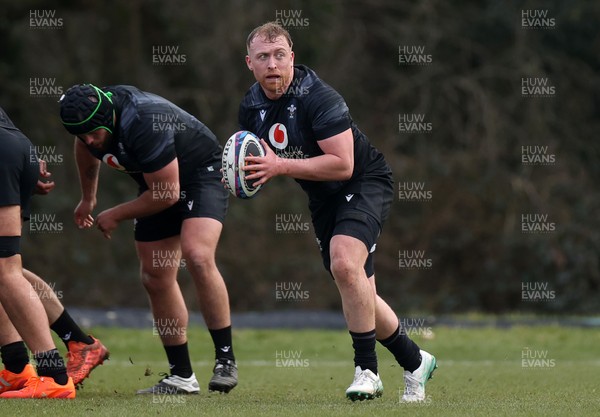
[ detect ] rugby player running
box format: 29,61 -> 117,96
238,22 -> 437,401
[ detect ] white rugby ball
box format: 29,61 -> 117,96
222,130 -> 265,199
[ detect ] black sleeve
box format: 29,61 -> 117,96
306,81 -> 352,141
128,115 -> 176,173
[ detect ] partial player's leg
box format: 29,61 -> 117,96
135,235 -> 199,395
0,258 -> 74,398
181,217 -> 237,393
0,207 -> 74,398
22,269 -> 63,323
23,268 -> 109,386
181,218 -> 231,330
369,277 -> 437,402
330,235 -> 376,333
179,166 -> 237,393
0,303 -> 36,394
329,233 -> 383,401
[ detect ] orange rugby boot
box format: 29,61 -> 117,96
0,364 -> 37,394
0,375 -> 75,398
66,336 -> 109,386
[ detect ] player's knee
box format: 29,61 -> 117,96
329,236 -> 368,283
140,268 -> 173,293
329,253 -> 359,283
182,248 -> 215,276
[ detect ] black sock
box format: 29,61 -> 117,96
379,325 -> 422,372
35,349 -> 68,385
1,341 -> 29,374
164,343 -> 193,378
208,326 -> 235,361
50,309 -> 94,348
349,329 -> 378,375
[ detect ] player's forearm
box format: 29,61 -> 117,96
109,189 -> 178,221
74,139 -> 100,202
278,153 -> 353,181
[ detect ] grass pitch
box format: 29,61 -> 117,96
0,324 -> 598,416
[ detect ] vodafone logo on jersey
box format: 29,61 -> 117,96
102,154 -> 126,171
268,123 -> 288,150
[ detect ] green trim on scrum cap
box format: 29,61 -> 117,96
60,84 -> 115,135
61,84 -> 107,127
86,124 -> 113,135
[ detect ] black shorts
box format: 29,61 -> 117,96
0,128 -> 39,221
311,173 -> 393,277
134,161 -> 228,242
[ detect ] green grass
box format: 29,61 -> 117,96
0,325 -> 598,416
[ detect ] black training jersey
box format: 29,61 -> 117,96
238,65 -> 390,205
0,107 -> 19,131
0,106 -> 39,220
85,85 -> 222,187
0,106 -> 35,154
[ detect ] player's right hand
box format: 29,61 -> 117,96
74,199 -> 95,229
34,159 -> 56,195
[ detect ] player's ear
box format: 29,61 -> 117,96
245,55 -> 253,71
290,51 -> 295,66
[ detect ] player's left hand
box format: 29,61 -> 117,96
243,139 -> 279,186
219,168 -> 228,189
95,208 -> 120,239
34,159 -> 56,195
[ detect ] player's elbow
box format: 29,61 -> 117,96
339,160 -> 353,180
165,190 -> 181,206
153,187 -> 180,207
165,193 -> 180,207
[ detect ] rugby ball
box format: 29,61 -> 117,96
222,130 -> 265,199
